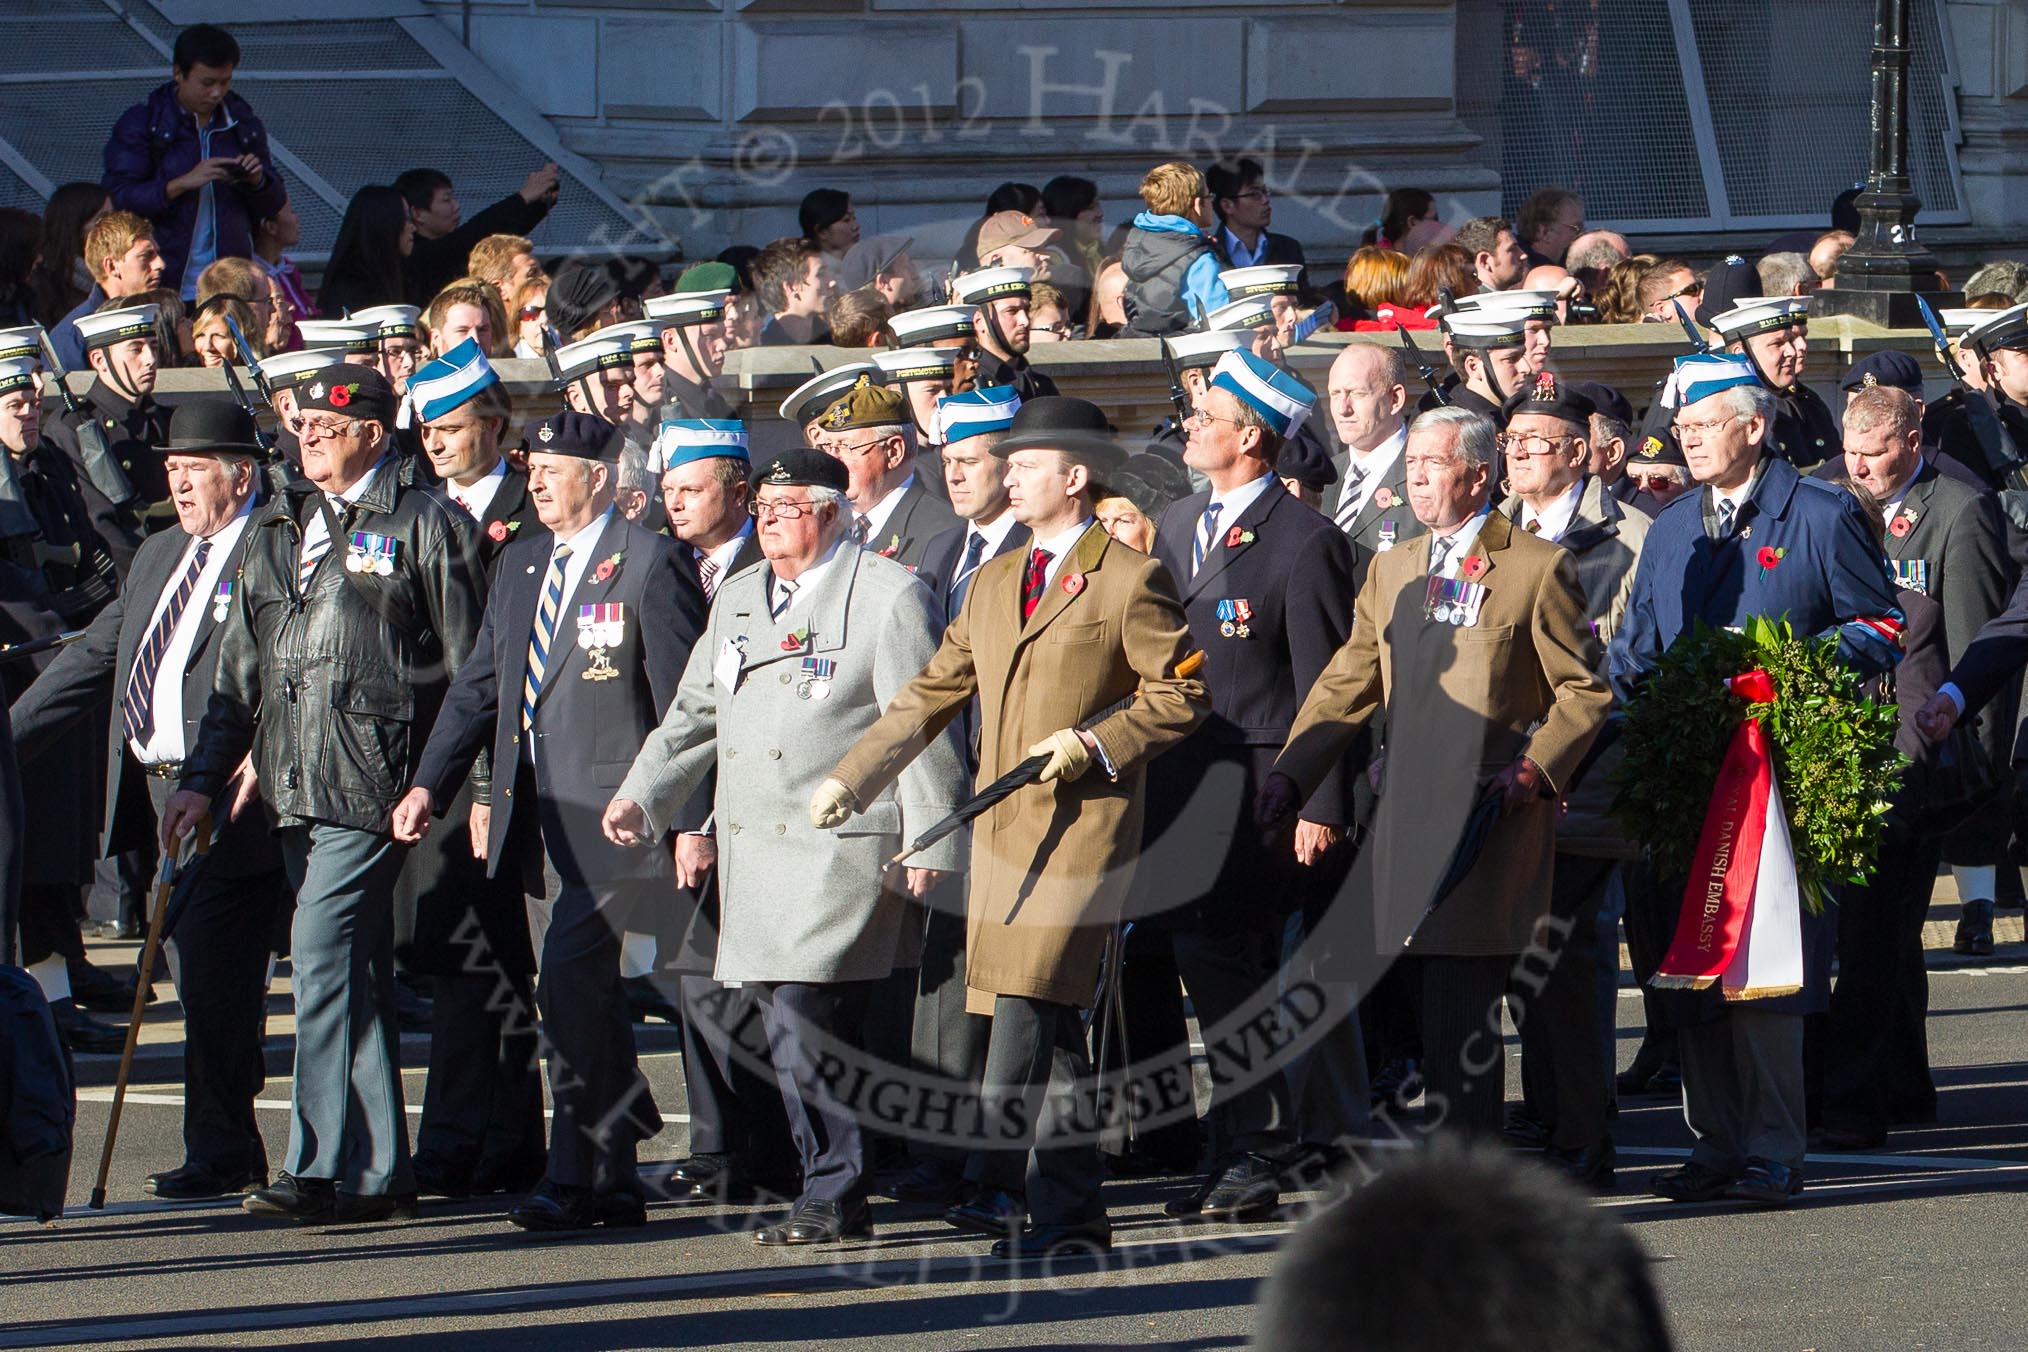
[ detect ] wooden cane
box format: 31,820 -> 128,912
89,817 -> 211,1210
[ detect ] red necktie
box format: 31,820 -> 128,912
1021,547 -> 1052,620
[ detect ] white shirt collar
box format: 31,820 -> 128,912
1031,517 -> 1098,591
1208,469 -> 1274,524
327,456 -> 389,507
967,508 -> 1021,555
858,472 -> 916,541
700,521 -> 753,577
1428,503 -> 1492,578
1521,478 -> 1586,542
774,535 -> 847,616
554,506 -> 614,562
1221,225 -> 1266,268
447,458 -> 508,520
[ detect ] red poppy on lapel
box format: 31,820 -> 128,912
1459,554 -> 1488,581
487,520 -> 511,543
1061,572 -> 1086,597
594,550 -> 624,583
1888,515 -> 1912,538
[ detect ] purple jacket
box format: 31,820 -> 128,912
102,83 -> 285,299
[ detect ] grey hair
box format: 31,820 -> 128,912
1410,405 -> 1499,472
615,443 -> 654,495
1705,380 -> 1778,429
1757,252 -> 1815,297
1588,412 -> 1631,451
1842,384 -> 1919,439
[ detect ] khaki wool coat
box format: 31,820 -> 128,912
829,521 -> 1210,1013
1275,509 -> 1611,957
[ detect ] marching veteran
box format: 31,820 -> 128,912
1257,405 -> 1612,1140
601,448 -> 969,1247
815,395 -> 1210,1259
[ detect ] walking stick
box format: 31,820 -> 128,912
88,817 -> 211,1209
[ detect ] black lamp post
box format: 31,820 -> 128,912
1812,0 -> 1949,326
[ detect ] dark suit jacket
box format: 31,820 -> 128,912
459,466 -> 542,580
414,512 -> 706,888
865,477 -> 959,573
663,371 -> 734,421
1142,479 -> 1356,929
914,519 -> 1031,625
1323,426 -> 1409,587
11,514 -> 279,878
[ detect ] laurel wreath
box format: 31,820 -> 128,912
1612,617 -> 1905,915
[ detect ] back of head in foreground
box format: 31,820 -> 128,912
1252,1139 -> 1674,1352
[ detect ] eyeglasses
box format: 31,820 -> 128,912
1233,188 -> 1272,203
828,437 -> 892,458
298,416 -> 364,442
1184,409 -> 1246,429
1496,432 -> 1576,459
1033,321 -> 1073,337
519,305 -> 545,321
1670,413 -> 1746,441
750,498 -> 826,520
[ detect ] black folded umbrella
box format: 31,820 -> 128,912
1427,789 -> 1506,914
0,630 -> 84,665
889,753 -> 1048,867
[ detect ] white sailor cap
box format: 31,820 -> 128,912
75,305 -> 162,352
1440,311 -> 1532,348
0,358 -> 38,397
886,304 -> 976,347
409,338 -> 501,424
1706,296 -> 1810,341
644,289 -> 730,330
295,318 -> 381,354
350,304 -> 422,339
259,347 -> 338,389
601,320 -> 664,357
0,325 -> 41,365
1936,308 -> 1990,336
780,361 -> 882,428
554,328 -> 638,382
1444,288 -> 1559,324
1219,264 -> 1303,300
873,346 -> 959,386
1162,328 -> 1250,371
952,266 -> 1033,306
1205,295 -> 1277,333
1962,302 -> 2028,356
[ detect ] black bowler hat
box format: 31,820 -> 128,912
1839,350 -> 1923,394
526,410 -> 620,462
990,395 -> 1126,472
156,399 -> 262,455
750,447 -> 849,494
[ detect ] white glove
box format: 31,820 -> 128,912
1028,728 -> 1094,784
809,777 -> 858,829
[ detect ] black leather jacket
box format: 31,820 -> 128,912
180,455 -> 485,833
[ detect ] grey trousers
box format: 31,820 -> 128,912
967,994 -> 1106,1225
277,823 -> 414,1196
1679,1008 -> 1807,1173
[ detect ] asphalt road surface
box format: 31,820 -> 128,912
6,955 -> 2027,1350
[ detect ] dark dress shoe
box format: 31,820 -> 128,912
1724,1157 -> 1802,1206
1615,1060 -> 1682,1098
471,1159 -> 549,1197
1955,899 -> 1996,957
888,1158 -> 971,1205
753,1198 -> 871,1246
335,1191 -> 419,1223
594,1190 -> 649,1228
624,975 -> 682,1024
244,1172 -> 337,1220
146,1161 -> 267,1200
1105,1145 -> 1197,1179
991,1219 -> 1112,1260
946,1188 -> 1027,1238
668,1153 -> 754,1202
1274,1143 -> 1350,1193
1168,1153 -> 1281,1221
50,998 -> 128,1054
670,1152 -> 736,1186
411,1152 -> 474,1199
1543,1141 -> 1617,1191
508,1181 -> 600,1231
67,957 -> 141,1013
1368,1057 -> 1423,1111
1649,1161 -> 1737,1204
1502,1107 -> 1552,1150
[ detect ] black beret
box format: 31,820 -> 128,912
526,410 -> 620,462
1569,380 -> 1633,426
299,363 -> 398,425
1630,426 -> 1688,470
1697,255 -> 1760,326
1274,429 -> 1339,491
750,447 -> 850,494
546,258 -> 622,337
1500,370 -> 1596,426
1839,350 -> 1923,393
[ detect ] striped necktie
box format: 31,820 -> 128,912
1429,533 -> 1456,577
697,552 -> 721,600
1192,501 -> 1223,577
1333,466 -> 1368,531
1021,548 -> 1051,620
521,544 -> 572,730
121,540 -> 211,746
299,511 -> 334,589
770,575 -> 796,620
